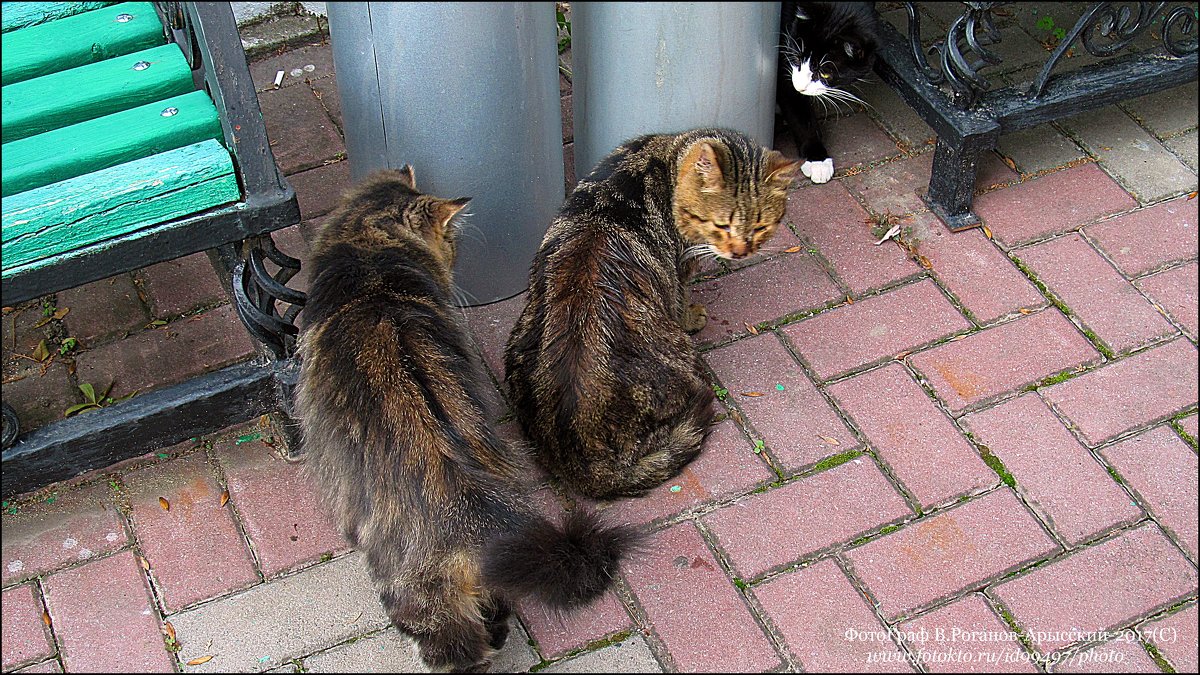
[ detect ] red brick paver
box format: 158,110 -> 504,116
827,363 -> 996,508
1099,426 -> 1199,561
624,523 -> 781,672
822,113 -> 903,171
908,214 -> 1045,324
2,584 -> 54,671
974,163 -> 1138,248
139,254 -> 227,320
846,489 -> 1059,619
1054,637 -> 1159,673
896,593 -> 1036,673
258,83 -> 345,174
1083,197 -> 1198,277
754,559 -> 911,672
521,591 -> 632,660
73,305 -> 256,400
2,483 -> 126,586
41,551 -> 175,673
1135,261 -> 1199,339
1015,233 -> 1176,354
691,251 -> 843,345
990,523 -> 1197,655
706,333 -> 858,471
1041,337 -> 1198,445
1141,603 -> 1198,673
215,437 -> 350,578
123,452 -> 259,612
910,308 -> 1101,413
703,458 -> 910,579
962,393 -> 1142,545
59,274 -> 149,345
9,659 -> 62,673
783,279 -> 971,380
787,181 -> 919,294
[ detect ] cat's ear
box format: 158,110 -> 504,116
765,150 -> 801,187
397,164 -> 417,190
433,197 -> 471,230
693,142 -> 725,193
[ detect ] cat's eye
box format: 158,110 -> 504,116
713,222 -> 731,231
819,69 -> 832,80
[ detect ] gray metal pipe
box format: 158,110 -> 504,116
326,2 -> 564,306
571,2 -> 781,178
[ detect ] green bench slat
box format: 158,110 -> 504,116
2,139 -> 241,274
2,43 -> 194,143
1,2 -> 164,86
1,90 -> 223,197
1,2 -> 114,33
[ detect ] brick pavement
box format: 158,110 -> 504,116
2,10 -> 1197,675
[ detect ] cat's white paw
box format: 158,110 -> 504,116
801,158 -> 835,184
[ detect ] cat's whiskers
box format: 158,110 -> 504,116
453,212 -> 490,248
682,244 -> 721,265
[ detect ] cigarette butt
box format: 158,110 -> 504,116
273,70 -> 285,88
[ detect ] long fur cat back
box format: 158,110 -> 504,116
297,167 -> 639,672
777,1 -> 879,183
505,128 -> 799,500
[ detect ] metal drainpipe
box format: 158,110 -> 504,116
570,2 -> 781,178
327,2 -> 564,306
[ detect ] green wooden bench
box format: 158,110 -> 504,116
1,1 -> 307,497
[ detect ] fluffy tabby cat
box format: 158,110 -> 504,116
296,167 -> 638,672
778,1 -> 879,183
504,128 -> 799,499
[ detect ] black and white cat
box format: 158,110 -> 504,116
777,1 -> 879,184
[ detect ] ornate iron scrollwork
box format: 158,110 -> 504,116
1162,4 -> 1199,55
231,236 -> 306,361
904,2 -> 1198,107
1032,2 -> 1199,96
906,2 -> 1007,109
2,402 -> 18,451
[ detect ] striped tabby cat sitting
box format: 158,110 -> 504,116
505,128 -> 800,499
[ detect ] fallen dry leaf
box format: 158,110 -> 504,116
846,295 -> 854,305
981,225 -> 993,240
1018,308 -> 1033,315
949,334 -> 968,342
741,391 -> 765,397
32,340 -> 50,362
139,556 -> 150,571
819,435 -> 841,446
164,621 -> 176,642
744,322 -> 759,335
784,245 -> 803,253
42,611 -> 51,627
894,350 -> 912,360
1001,156 -> 1017,171
1188,191 -> 1197,200
219,491 -> 229,508
186,655 -> 213,666
159,497 -> 170,512
917,255 -> 933,270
